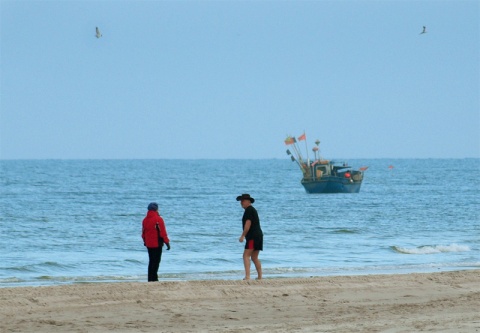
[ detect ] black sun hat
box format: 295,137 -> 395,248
236,193 -> 255,203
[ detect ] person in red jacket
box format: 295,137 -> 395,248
142,202 -> 170,282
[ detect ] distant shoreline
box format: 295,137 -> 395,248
1,157 -> 479,161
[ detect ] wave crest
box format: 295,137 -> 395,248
392,244 -> 470,255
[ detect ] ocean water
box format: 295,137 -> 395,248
1,159 -> 479,287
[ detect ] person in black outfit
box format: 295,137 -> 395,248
236,193 -> 263,280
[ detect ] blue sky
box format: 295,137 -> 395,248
1,0 -> 479,159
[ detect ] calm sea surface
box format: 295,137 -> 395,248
1,159 -> 478,287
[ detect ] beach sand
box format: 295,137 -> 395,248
1,270 -> 479,333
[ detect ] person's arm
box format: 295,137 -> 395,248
239,220 -> 251,242
158,217 -> 171,250
141,222 -> 146,246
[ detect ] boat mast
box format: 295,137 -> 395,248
285,135 -> 309,177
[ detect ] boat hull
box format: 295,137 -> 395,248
301,177 -> 362,194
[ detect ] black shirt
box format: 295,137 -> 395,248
242,205 -> 263,239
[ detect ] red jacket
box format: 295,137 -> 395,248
142,210 -> 170,248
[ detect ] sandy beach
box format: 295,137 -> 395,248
1,270 -> 479,333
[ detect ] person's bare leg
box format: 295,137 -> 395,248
251,250 -> 262,280
243,249 -> 253,280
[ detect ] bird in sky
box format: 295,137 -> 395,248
95,27 -> 102,38
420,26 -> 427,34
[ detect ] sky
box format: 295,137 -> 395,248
1,0 -> 479,160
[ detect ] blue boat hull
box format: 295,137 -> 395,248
301,177 -> 362,194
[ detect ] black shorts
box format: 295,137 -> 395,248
245,235 -> 263,251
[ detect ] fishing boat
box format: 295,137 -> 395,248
285,134 -> 366,194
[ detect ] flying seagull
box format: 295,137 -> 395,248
420,26 -> 427,34
96,27 -> 102,38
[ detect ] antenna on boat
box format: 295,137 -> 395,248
314,140 -> 321,161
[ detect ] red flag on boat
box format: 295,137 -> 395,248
359,166 -> 369,171
284,136 -> 295,145
298,133 -> 306,141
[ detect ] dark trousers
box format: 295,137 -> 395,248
147,247 -> 163,282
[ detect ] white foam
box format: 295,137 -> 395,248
394,244 -> 471,255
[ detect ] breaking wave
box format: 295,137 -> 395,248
392,244 -> 471,255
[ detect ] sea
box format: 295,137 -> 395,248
1,159 -> 479,287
